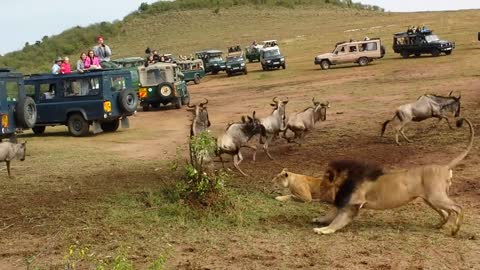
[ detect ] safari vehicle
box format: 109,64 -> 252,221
260,47 -> 286,70
393,30 -> 455,58
245,45 -> 262,62
137,62 -> 189,111
23,69 -> 137,137
195,50 -> 226,75
314,39 -> 385,70
112,57 -> 145,92
177,59 -> 205,84
225,50 -> 247,76
0,68 -> 37,141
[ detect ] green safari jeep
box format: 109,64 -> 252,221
111,57 -> 145,92
177,59 -> 205,84
137,62 -> 190,111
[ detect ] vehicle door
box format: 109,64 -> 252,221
31,80 -> 66,124
60,76 -> 104,121
331,45 -> 347,64
2,78 -> 22,132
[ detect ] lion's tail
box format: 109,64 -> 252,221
448,118 -> 475,169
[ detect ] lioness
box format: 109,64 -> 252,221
0,141 -> 27,177
272,168 -> 335,203
313,118 -> 474,236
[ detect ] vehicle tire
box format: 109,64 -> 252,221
358,57 -> 369,66
445,50 -> 452,55
118,89 -> 138,113
401,51 -> 410,58
244,68 -> 248,75
380,45 -> 386,58
248,59 -> 252,63
227,71 -> 232,77
174,97 -> 182,109
32,126 -> 45,135
67,113 -> 89,137
262,64 -> 266,71
282,64 -> 286,69
101,119 -> 120,132
414,53 -> 421,57
194,75 -> 201,84
212,70 -> 219,75
320,60 -> 330,70
181,95 -> 190,105
142,104 -> 150,111
15,96 -> 37,128
151,103 -> 160,109
431,49 -> 440,57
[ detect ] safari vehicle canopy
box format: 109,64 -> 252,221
261,40 -> 278,49
195,50 -> 226,75
0,68 -> 37,140
245,45 -> 262,62
314,38 -> 385,70
137,62 -> 189,111
23,69 -> 137,137
392,29 -> 455,58
177,59 -> 205,84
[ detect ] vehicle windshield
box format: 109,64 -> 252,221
208,56 -> 223,62
227,56 -> 242,62
264,49 -> 280,58
425,34 -> 440,43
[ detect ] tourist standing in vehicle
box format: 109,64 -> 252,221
51,57 -> 62,74
60,57 -> 72,74
152,50 -> 161,62
76,52 -> 87,72
93,36 -> 112,62
84,50 -> 101,69
144,54 -> 155,67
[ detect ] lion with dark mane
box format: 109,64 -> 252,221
313,118 -> 474,236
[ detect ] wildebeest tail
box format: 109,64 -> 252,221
448,118 -> 474,168
381,113 -> 399,136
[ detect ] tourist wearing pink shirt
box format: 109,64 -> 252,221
84,50 -> 101,69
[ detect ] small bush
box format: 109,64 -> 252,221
176,131 -> 231,207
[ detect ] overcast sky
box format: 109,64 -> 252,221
1,0 -> 479,55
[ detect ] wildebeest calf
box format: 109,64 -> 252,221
0,141 -> 27,177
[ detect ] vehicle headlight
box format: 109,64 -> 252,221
160,86 -> 172,96
280,58 -> 285,62
241,63 -> 245,66
214,63 -> 218,66
267,60 -> 271,63
227,65 -> 231,68
148,88 -> 152,92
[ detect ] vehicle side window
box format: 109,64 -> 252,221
64,78 -> 100,97
24,84 -> 35,98
349,45 -> 357,52
5,81 -> 19,101
363,42 -> 378,51
39,83 -> 57,100
338,46 -> 346,54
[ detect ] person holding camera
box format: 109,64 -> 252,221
93,36 -> 112,62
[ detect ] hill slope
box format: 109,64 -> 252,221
0,0 -> 383,73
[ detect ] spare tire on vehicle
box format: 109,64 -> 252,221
118,89 -> 138,113
15,96 -> 37,128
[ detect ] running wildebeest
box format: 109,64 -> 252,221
216,111 -> 266,176
187,98 -> 211,137
283,97 -> 330,144
381,91 -> 461,145
0,141 -> 27,177
259,96 -> 288,159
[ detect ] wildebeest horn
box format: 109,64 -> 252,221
448,90 -> 453,96
252,111 -> 256,119
457,92 -> 461,99
200,98 -> 208,106
312,97 -> 315,103
187,102 -> 196,108
272,96 -> 278,103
